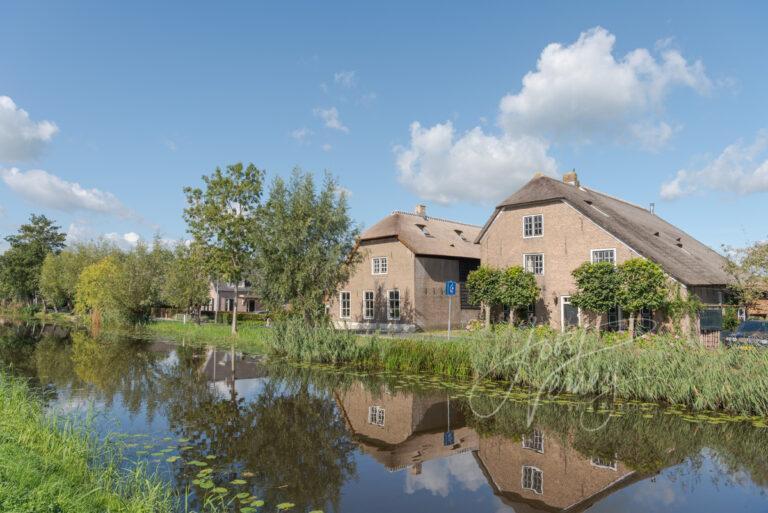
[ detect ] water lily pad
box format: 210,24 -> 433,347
236,492 -> 250,499
231,479 -> 247,485
166,455 -> 180,463
205,454 -> 217,460
251,500 -> 265,507
188,460 -> 208,467
212,487 -> 228,494
197,468 -> 213,477
241,508 -> 256,513
277,503 -> 295,510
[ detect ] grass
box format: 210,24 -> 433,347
264,319 -> 768,416
0,373 -> 175,513
140,320 -> 269,353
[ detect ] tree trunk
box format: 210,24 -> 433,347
509,308 -> 516,326
628,312 -> 636,339
595,313 -> 602,338
231,284 -> 238,335
483,301 -> 491,330
213,280 -> 219,324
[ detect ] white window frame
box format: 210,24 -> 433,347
371,256 -> 388,275
387,289 -> 401,321
521,465 -> 543,494
368,405 -> 385,426
363,290 -> 374,320
523,253 -> 545,275
560,295 -> 581,332
521,429 -> 544,453
339,291 -> 351,319
590,248 -> 617,265
522,214 -> 544,238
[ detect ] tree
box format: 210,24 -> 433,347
253,169 -> 359,323
570,261 -> 621,335
40,241 -> 116,311
75,256 -> 120,328
497,266 -> 539,325
724,241 -> 768,311
467,265 -> 502,329
184,163 -> 264,334
617,258 -> 668,337
0,214 -> 66,304
163,243 -> 210,321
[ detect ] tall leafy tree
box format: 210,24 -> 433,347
162,243 -> 210,321
496,266 -> 539,324
0,214 -> 66,304
570,261 -> 621,335
467,265 -> 502,329
253,169 -> 359,323
724,241 -> 768,311
39,241 -> 116,311
183,163 -> 265,334
617,258 -> 668,337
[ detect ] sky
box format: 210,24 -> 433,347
1,1 -> 767,251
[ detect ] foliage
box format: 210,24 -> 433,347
39,241 -> 116,311
162,243 -> 210,315
665,283 -> 704,337
723,306 -> 740,331
496,266 -> 539,323
183,162 -> 265,334
0,373 -> 175,512
570,261 -> 621,331
253,169 -> 360,323
0,214 -> 66,303
724,241 -> 768,309
75,256 -> 121,318
617,258 -> 668,334
466,265 -> 502,327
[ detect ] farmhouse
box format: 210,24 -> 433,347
476,172 -> 733,336
329,206 -> 481,332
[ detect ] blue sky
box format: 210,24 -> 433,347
1,1 -> 766,251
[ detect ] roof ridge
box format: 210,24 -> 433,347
581,186 -> 648,212
390,210 -> 482,228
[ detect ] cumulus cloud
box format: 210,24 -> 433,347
0,96 -> 59,162
333,70 -> 357,88
498,27 -> 711,145
105,231 -> 141,248
396,121 -> 557,204
404,452 -> 486,497
0,167 -> 132,217
290,127 -> 312,143
313,107 -> 349,133
396,27 -> 711,204
660,130 -> 768,199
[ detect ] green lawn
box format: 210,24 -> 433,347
143,319 -> 270,353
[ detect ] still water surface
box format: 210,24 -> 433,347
2,322 -> 768,513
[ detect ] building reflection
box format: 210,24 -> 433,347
334,383 -> 647,512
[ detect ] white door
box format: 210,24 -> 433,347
561,296 -> 580,331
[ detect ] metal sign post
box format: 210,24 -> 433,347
445,281 -> 457,339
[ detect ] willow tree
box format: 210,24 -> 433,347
183,163 -> 264,334
253,169 -> 359,323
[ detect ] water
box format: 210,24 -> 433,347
2,321 -> 768,512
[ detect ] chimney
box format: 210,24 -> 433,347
649,202 -> 655,215
414,204 -> 427,217
562,170 -> 579,187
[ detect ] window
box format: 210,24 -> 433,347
363,291 -> 374,320
388,290 -> 400,320
247,299 -> 257,312
522,466 -> 543,494
591,457 -> 618,470
606,306 -> 622,332
591,248 -> 616,264
522,429 -> 544,453
524,253 -> 544,275
339,291 -> 351,318
454,229 -> 467,241
372,256 -> 388,275
368,406 -> 385,426
561,296 -> 580,331
416,223 -> 433,237
523,214 -> 543,237
224,298 -> 235,311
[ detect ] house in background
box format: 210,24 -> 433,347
476,172 -> 733,340
329,205 -> 481,332
203,280 -> 264,316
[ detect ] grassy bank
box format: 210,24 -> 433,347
265,320 -> 768,416
142,320 -> 269,353
0,373 -> 174,513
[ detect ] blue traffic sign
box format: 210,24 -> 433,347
443,430 -> 455,446
445,281 -> 457,296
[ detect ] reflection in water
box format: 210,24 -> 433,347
1,324 -> 767,512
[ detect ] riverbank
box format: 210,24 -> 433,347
0,373 -> 175,513
264,320 -> 768,416
142,319 -> 269,352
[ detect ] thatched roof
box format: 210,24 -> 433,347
476,176 -> 732,286
361,210 -> 481,260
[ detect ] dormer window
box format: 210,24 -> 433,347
454,229 -> 467,241
523,215 -> 543,238
416,223 -> 433,237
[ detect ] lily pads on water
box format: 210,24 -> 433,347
231,479 -> 247,485
188,460 -> 208,467
277,503 -> 295,510
166,455 -> 180,463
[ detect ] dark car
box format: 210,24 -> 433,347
722,320 -> 768,347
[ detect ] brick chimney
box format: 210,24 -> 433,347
563,170 -> 579,187
414,204 -> 427,217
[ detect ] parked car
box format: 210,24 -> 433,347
722,320 -> 768,347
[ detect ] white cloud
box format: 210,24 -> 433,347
498,27 -> 710,145
0,96 -> 59,162
163,139 -> 178,151
291,127 -> 312,142
321,143 -> 332,152
404,452 -> 486,497
660,130 -> 768,199
0,167 -> 132,217
105,231 -> 141,247
313,107 -> 349,133
334,70 -> 357,88
395,121 -> 557,204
